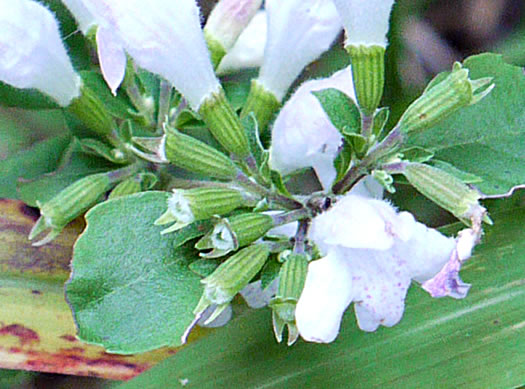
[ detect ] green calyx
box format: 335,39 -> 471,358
68,82 -> 116,137
195,212 -> 275,258
163,125 -> 238,180
198,89 -> 251,158
269,251 -> 309,346
402,163 -> 490,225
29,172 -> 115,246
399,62 -> 494,134
155,187 -> 257,234
240,80 -> 282,133
193,244 -> 270,324
204,31 -> 228,70
346,45 -> 386,117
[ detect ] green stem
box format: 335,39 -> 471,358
157,80 -> 172,130
236,172 -> 303,210
333,126 -> 404,194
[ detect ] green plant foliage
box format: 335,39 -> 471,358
0,134 -> 71,199
407,54 -> 525,195
66,191 -> 203,354
117,207 -> 525,388
312,88 -> 361,136
17,146 -> 118,207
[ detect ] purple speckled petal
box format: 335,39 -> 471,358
96,26 -> 126,96
422,252 -> 471,299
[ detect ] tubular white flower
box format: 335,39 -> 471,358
0,0 -> 81,106
269,66 -> 354,189
205,0 -> 263,52
257,0 -> 342,101
82,0 -> 220,109
332,0 -> 396,48
217,10 -> 267,75
296,194 -> 457,343
61,0 -> 96,34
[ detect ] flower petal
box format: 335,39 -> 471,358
96,27 -> 126,96
296,252 -> 355,343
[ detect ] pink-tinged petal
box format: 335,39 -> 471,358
296,253 -> 355,343
96,27 -> 126,96
421,228 -> 478,299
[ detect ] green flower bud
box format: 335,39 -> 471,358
240,80 -> 281,132
195,212 -> 275,258
108,172 -> 158,199
29,172 -> 115,246
155,187 -> 257,234
399,62 -> 494,134
68,82 -> 116,136
163,125 -> 238,180
194,244 -> 270,324
346,45 -> 386,117
402,163 -> 490,225
269,251 -> 309,346
198,89 -> 251,158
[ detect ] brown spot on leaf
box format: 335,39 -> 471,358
60,335 -> 77,343
0,324 -> 40,345
18,204 -> 40,222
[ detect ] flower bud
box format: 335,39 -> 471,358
195,213 -> 275,257
163,125 -> 238,180
402,163 -> 489,225
29,172 -> 115,246
67,81 -> 117,136
204,0 -> 263,68
0,0 -> 81,106
108,173 -> 158,199
399,62 -> 494,134
155,187 -> 257,234
193,244 -> 270,324
198,90 -> 251,158
269,251 -> 309,345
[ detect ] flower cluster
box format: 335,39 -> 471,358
1,0 -> 494,348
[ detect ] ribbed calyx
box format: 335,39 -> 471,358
193,244 -> 270,324
346,45 -> 385,117
402,163 -> 489,225
163,125 -> 238,180
269,252 -> 309,345
240,80 -> 282,132
155,187 -> 256,234
399,62 -> 494,134
198,89 -> 251,158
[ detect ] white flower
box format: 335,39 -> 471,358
61,0 -> 96,34
257,0 -> 342,101
332,0 -> 396,48
205,0 -> 263,52
269,66 -> 354,189
217,10 -> 267,75
0,0 -> 81,106
295,194 -> 458,343
82,0 -> 220,109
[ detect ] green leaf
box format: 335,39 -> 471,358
66,192 -> 204,354
407,54 -> 525,195
430,160 -> 483,184
333,142 -> 352,182
260,257 -> 281,290
118,207 -> 525,388
0,135 -> 71,199
312,88 -> 361,136
400,146 -> 435,163
17,146 -> 118,207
